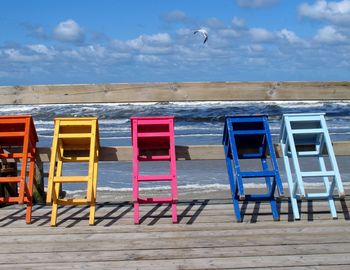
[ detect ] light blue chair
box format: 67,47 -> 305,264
280,113 -> 345,220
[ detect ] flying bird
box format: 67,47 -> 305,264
194,29 -> 208,44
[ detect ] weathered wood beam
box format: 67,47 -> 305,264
35,141 -> 350,162
1,81 -> 350,104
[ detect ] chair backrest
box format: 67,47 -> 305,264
131,116 -> 174,151
224,115 -> 268,157
0,115 -> 37,147
281,113 -> 324,146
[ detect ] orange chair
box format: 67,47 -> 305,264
0,115 -> 38,224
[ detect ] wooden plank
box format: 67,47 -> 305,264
1,82 -> 350,104
0,243 -> 349,264
35,141 -> 350,162
0,217 -> 350,236
0,227 -> 350,252
1,226 -> 350,244
2,253 -> 350,269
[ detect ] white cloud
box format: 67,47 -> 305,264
232,17 -> 246,28
245,57 -> 266,65
176,28 -> 192,36
135,54 -> 161,64
161,10 -> 187,23
298,0 -> 350,25
206,17 -> 225,28
249,28 -> 275,42
125,33 -> 172,54
62,49 -> 83,60
235,0 -> 279,8
27,44 -> 57,57
218,29 -> 240,38
4,49 -> 41,62
246,44 -> 265,53
314,25 -> 347,43
277,29 -> 308,46
79,45 -> 106,58
53,19 -> 85,43
127,33 -> 171,50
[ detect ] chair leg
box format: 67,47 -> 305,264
89,160 -> 99,226
134,202 -> 140,224
25,156 -> 36,224
18,157 -> 28,205
89,203 -> 96,225
270,197 -> 279,221
47,133 -> 59,204
50,182 -> 60,227
233,195 -> 242,222
171,202 -> 177,224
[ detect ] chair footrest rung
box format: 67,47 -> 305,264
137,197 -> 175,203
240,171 -> 276,178
291,128 -> 324,134
138,155 -> 171,161
137,132 -> 170,138
300,171 -> 335,177
57,198 -> 92,205
53,176 -> 89,183
297,151 -> 320,157
0,131 -> 25,137
137,175 -> 173,181
0,197 -> 29,203
0,176 -> 21,183
232,130 -> 266,135
304,192 -> 330,199
58,133 -> 92,139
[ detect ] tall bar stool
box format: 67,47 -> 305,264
280,113 -> 344,219
131,116 -> 178,224
46,117 -> 99,226
222,115 -> 284,222
0,115 -> 38,224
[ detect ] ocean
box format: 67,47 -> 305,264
1,101 -> 350,193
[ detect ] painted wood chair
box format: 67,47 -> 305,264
46,117 -> 99,226
0,115 -> 38,224
222,115 -> 284,222
280,113 -> 344,220
131,116 -> 178,224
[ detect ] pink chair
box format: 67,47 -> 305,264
131,116 -> 178,224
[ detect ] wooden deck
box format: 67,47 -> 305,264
1,196 -> 350,269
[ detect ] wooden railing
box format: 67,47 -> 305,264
1,81 -> 350,104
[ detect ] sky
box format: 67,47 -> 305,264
0,0 -> 350,86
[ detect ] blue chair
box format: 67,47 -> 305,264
222,115 -> 284,222
280,113 -> 345,220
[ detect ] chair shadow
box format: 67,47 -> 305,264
0,204 -> 47,227
139,199 -> 209,225
100,202 -> 133,227
307,200 -> 314,221
284,197 -> 350,222
239,201 -> 248,221
55,202 -> 133,227
33,205 -> 79,226
180,199 -> 209,225
250,201 -> 261,223
239,201 -> 279,223
340,198 -> 350,220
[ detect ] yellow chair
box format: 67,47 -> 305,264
46,117 -> 99,226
